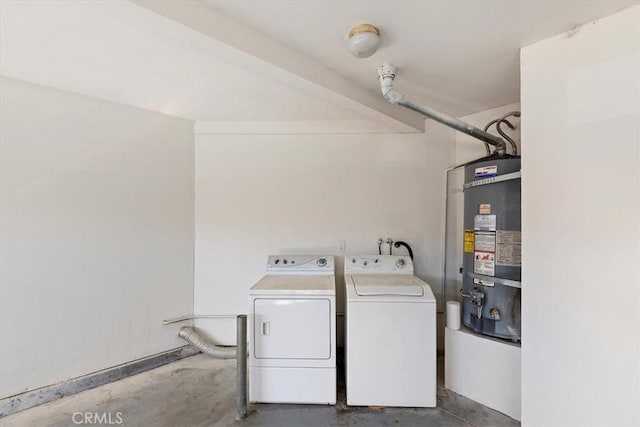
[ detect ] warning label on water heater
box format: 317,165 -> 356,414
496,230 -> 522,266
474,231 -> 496,252
479,203 -> 491,214
474,214 -> 496,231
464,230 -> 475,253
474,251 -> 495,276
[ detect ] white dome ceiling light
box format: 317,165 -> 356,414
347,24 -> 380,59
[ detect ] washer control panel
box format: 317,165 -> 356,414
344,255 -> 413,274
266,255 -> 335,274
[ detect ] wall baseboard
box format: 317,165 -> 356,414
0,345 -> 200,418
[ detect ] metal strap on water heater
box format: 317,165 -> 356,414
463,171 -> 521,190
466,272 -> 522,289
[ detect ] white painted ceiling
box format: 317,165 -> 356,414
205,0 -> 638,117
0,1 -> 361,121
1,0 -> 637,125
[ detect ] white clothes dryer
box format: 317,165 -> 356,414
249,255 -> 336,404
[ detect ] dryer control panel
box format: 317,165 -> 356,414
344,255 -> 413,275
266,255 -> 335,275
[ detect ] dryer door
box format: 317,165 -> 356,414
253,298 -> 331,360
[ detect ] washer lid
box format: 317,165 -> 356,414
351,275 -> 424,297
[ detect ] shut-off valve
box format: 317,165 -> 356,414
460,288 -> 485,319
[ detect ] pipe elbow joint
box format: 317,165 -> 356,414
378,64 -> 403,105
381,85 -> 403,104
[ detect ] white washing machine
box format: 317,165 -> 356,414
344,255 -> 436,407
249,255 -> 336,404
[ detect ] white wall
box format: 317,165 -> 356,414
194,121 -> 452,346
0,78 -> 195,398
521,6 -> 639,426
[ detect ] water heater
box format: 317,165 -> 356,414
461,155 -> 521,342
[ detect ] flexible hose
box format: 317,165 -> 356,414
497,111 -> 520,155
178,326 -> 236,359
393,241 -> 414,260
497,121 -> 518,156
483,119 -> 514,156
483,119 -> 499,156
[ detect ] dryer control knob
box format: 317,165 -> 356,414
396,258 -> 406,268
317,258 -> 327,267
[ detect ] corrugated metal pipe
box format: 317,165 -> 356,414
377,63 -> 507,155
178,326 -> 236,359
172,318 -> 248,419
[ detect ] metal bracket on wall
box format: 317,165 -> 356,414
466,272 -> 522,289
162,314 -> 243,325
0,346 -> 199,417
463,171 -> 521,190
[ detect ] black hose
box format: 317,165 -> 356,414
393,241 -> 414,260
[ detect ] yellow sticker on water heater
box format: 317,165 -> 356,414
464,230 -> 475,253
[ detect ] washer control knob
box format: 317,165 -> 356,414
317,258 -> 327,267
274,259 -> 280,264
396,258 -> 406,268
352,258 -> 356,263
283,259 -> 288,265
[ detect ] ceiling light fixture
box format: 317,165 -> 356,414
347,24 -> 380,59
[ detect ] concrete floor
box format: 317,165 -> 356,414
2,354 -> 519,427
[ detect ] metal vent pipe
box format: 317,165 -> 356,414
377,63 -> 507,155
178,326 -> 237,359
236,315 -> 248,420
176,318 -> 248,419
